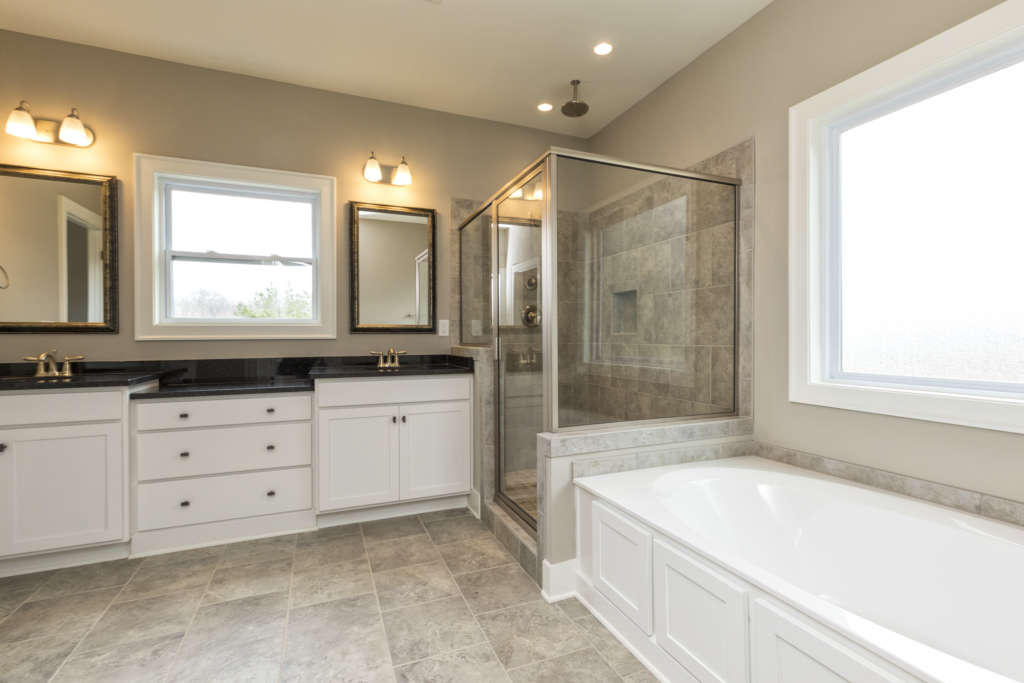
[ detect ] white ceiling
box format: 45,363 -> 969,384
0,0 -> 772,138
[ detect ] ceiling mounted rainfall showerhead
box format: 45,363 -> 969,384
561,79 -> 590,118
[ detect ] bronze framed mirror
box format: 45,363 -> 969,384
350,202 -> 435,333
0,164 -> 118,333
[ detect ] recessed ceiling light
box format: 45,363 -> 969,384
537,102 -> 553,112
593,42 -> 613,56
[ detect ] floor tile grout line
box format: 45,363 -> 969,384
46,558 -> 146,683
436,533 -> 514,683
361,523 -> 397,676
501,644 -> 597,674
277,528 -> 309,683
158,544 -> 237,683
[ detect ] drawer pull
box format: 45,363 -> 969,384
392,416 -> 397,423
179,451 -> 190,458
266,407 -> 276,414
179,412 -> 190,419
401,415 -> 407,423
180,500 -> 190,507
266,490 -> 276,497
0,443 -> 7,453
266,444 -> 276,451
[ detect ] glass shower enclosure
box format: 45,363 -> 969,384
459,149 -> 740,529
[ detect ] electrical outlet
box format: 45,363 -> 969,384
438,319 -> 449,336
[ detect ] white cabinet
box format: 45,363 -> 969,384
318,405 -> 400,510
592,501 -> 653,635
399,401 -> 471,500
316,376 -> 473,513
0,421 -> 124,556
750,598 -> 914,683
654,540 -> 750,683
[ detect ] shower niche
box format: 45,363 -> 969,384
458,149 -> 739,528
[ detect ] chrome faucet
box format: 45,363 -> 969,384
22,350 -> 59,377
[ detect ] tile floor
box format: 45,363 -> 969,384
0,508 -> 656,682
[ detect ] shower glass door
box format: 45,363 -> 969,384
495,170 -> 544,527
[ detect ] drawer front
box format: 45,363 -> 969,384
593,500 -> 654,635
317,376 -> 471,408
135,394 -> 311,431
136,423 -> 311,481
136,467 -> 311,531
0,390 -> 122,427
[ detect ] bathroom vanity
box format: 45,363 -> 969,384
0,355 -> 474,573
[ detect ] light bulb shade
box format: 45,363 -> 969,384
392,158 -> 412,186
363,153 -> 383,183
5,103 -> 35,139
58,109 -> 89,146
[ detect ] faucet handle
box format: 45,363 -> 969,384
392,350 -> 407,369
370,350 -> 386,370
60,355 -> 84,377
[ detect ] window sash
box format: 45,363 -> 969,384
158,177 -> 321,324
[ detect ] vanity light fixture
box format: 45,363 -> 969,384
4,100 -> 95,147
363,152 -> 383,183
4,101 -> 35,139
392,156 -> 412,186
362,151 -> 412,186
593,42 -> 613,56
537,102 -> 553,112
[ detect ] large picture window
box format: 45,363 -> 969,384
789,3 -> 1024,433
135,155 -> 335,339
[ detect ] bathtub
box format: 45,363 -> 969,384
573,456 -> 1024,683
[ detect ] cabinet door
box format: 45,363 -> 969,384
592,501 -> 653,635
750,598 -> 915,683
317,405 -> 399,512
399,401 -> 471,500
654,540 -> 749,682
0,422 -> 124,556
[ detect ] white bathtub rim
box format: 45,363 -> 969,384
575,456 -> 1019,683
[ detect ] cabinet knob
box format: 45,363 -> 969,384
180,500 -> 190,507
179,451 -> 190,458
266,407 -> 276,414
401,415 -> 407,423
266,444 -> 276,451
266,490 -> 276,497
179,412 -> 189,419
392,416 -> 397,423
0,443 -> 7,453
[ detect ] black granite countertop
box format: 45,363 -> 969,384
0,354 -> 473,397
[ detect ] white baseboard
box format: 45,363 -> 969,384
131,510 -> 315,556
0,542 -> 130,578
541,558 -> 578,602
316,494 -> 469,526
468,489 -> 481,516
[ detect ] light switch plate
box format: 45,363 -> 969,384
438,319 -> 449,336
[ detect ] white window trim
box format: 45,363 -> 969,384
789,0 -> 1024,434
134,154 -> 336,340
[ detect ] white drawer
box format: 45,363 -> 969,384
136,467 -> 311,531
136,422 -> 311,481
134,394 -> 311,431
0,390 -> 122,427
317,375 -> 471,408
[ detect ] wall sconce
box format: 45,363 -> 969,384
362,151 -> 412,186
4,101 -> 95,147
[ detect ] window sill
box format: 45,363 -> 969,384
789,378 -> 1024,435
135,321 -> 336,341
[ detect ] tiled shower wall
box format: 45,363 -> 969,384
557,164 -> 741,426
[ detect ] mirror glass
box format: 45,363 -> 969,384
351,202 -> 435,332
0,165 -> 117,333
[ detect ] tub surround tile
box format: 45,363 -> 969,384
980,494 -> 1024,527
571,439 -> 756,479
541,417 -> 752,458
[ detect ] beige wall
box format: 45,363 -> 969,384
589,0 -> 1024,503
0,29 -> 584,360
